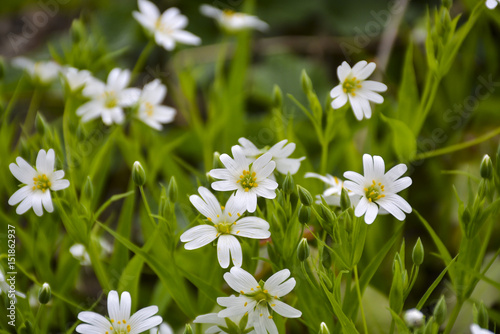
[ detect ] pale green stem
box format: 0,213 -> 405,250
131,40 -> 155,83
354,265 -> 369,334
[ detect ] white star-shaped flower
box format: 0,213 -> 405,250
403,308 -> 424,327
180,187 -> 270,268
76,290 -> 162,334
237,138 -> 305,176
149,322 -> 173,334
330,61 -> 387,121
194,313 -> 255,334
209,146 -> 278,213
61,67 -> 92,92
304,172 -> 359,207
343,154 -> 412,224
200,5 -> 269,32
471,324 -> 494,334
133,0 -> 201,51
217,267 -> 301,334
8,149 -> 70,216
136,79 -> 176,130
12,57 -> 61,84
76,68 -> 140,125
486,0 -> 499,9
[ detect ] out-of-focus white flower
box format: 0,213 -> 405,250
217,267 -> 301,334
194,313 -> 255,334
343,154 -> 412,224
209,146 -> 278,213
470,324 -> 494,334
136,79 -> 176,130
150,322 -> 173,334
330,61 -> 387,121
76,68 -> 140,125
62,67 -> 92,91
76,290 -> 162,334
305,172 -> 359,207
486,0 -> 499,9
8,149 -> 70,216
133,0 -> 201,51
180,187 -> 270,268
404,308 -> 424,327
70,239 -> 112,266
0,265 -> 25,301
12,57 -> 61,84
200,5 -> 269,32
237,138 -> 305,176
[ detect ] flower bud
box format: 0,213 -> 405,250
480,155 -> 493,180
340,188 -> 351,211
273,84 -> 283,108
297,185 -> 313,206
71,19 -> 86,43
404,308 -> 424,327
83,176 -> 93,200
213,151 -> 223,169
132,161 -> 146,186
412,237 -> 424,266
38,282 -> 51,304
167,176 -> 178,202
298,204 -> 311,225
433,295 -> 447,325
319,203 -> 335,225
319,322 -> 330,334
297,238 -> 310,262
301,69 -> 313,94
321,247 -> 332,269
473,302 -> 489,329
283,172 -> 294,195
183,324 -> 193,334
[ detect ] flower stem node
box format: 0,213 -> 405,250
412,237 -> 424,266
297,238 -> 310,262
298,204 -> 311,225
297,185 -> 313,206
132,161 -> 146,186
480,154 -> 493,180
38,282 -> 51,304
319,322 -> 330,334
433,295 -> 447,326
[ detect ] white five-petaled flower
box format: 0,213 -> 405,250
304,172 -> 360,207
12,57 -> 61,84
180,187 -> 270,268
62,67 -> 92,91
486,0 -> 499,9
76,290 -> 162,334
217,267 -> 301,334
471,324 -> 494,334
200,5 -> 269,32
194,313 -> 255,334
149,322 -> 173,334
209,146 -> 278,213
330,61 -> 387,121
136,79 -> 176,130
76,68 -> 140,125
237,138 -> 305,176
8,149 -> 70,216
403,308 -> 424,327
133,0 -> 201,51
343,154 -> 412,224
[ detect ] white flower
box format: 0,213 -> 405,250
150,322 -> 173,334
70,239 -> 113,266
11,57 -> 61,84
76,68 -> 140,125
180,187 -> 270,268
200,5 -> 269,32
209,146 -> 278,213
136,79 -> 176,130
330,61 -> 387,121
471,324 -> 494,334
486,0 -> 499,9
62,67 -> 92,91
76,290 -> 162,334
343,154 -> 412,224
237,138 -> 305,176
217,267 -> 301,334
404,308 -> 424,327
133,0 -> 201,51
8,149 -> 70,216
0,265 -> 25,300
194,313 -> 255,334
304,172 -> 360,207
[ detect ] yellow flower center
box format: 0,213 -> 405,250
215,222 -> 233,235
364,180 -> 385,202
237,170 -> 258,192
342,76 -> 362,96
144,102 -> 154,117
32,174 -> 51,193
108,319 -> 131,333
222,9 -> 235,17
104,91 -> 118,108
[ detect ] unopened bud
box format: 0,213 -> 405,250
433,295 -> 447,325
319,203 -> 335,225
473,302 -> 489,329
71,19 -> 86,43
412,238 -> 424,265
301,69 -> 313,94
273,85 -> 283,108
297,238 -> 310,262
132,161 -> 146,186
480,155 -> 493,180
38,282 -> 51,304
298,204 -> 311,224
83,176 -> 93,200
340,188 -> 351,211
183,324 -> 193,334
167,176 -> 178,202
213,151 -> 223,169
283,172 -> 294,195
404,308 -> 424,327
297,185 -> 313,206
319,322 -> 330,334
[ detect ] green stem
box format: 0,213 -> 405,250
443,299 -> 464,334
139,186 -> 158,229
24,87 -> 41,133
354,265 -> 368,334
131,40 -> 155,83
320,139 -> 328,175
35,304 -> 45,330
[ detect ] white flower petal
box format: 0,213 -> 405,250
337,62 -> 352,82
107,291 -> 121,321
348,95 -> 364,121
364,202 -> 379,224
8,186 -> 32,206
270,300 -> 301,318
32,192 -> 44,216
354,62 -> 376,80
224,267 -> 259,294
217,234 -> 242,268
361,80 -> 387,92
16,196 -> 33,215
41,190 -> 53,213
51,179 -> 70,191
330,93 -> 348,109
181,225 -> 218,250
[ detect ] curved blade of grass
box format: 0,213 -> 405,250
416,256 -> 457,310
